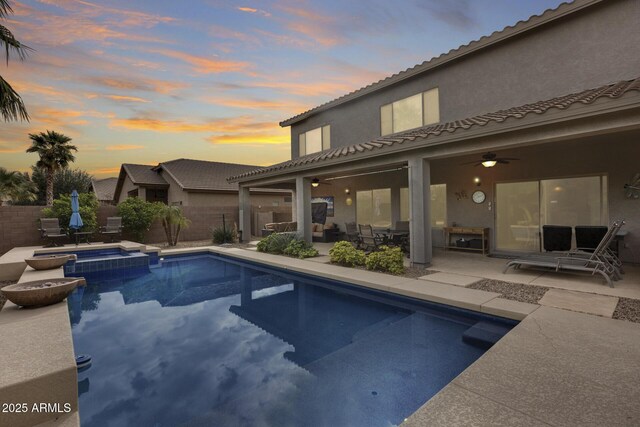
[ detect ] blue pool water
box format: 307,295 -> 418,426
38,248 -> 136,260
68,253 -> 515,427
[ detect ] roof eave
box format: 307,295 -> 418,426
235,96 -> 640,184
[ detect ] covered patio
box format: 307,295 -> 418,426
230,79 -> 640,279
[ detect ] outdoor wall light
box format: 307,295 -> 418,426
345,197 -> 353,206
481,160 -> 497,168
311,178 -> 320,187
474,177 -> 481,186
344,188 -> 350,194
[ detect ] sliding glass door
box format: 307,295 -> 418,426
496,175 -> 607,252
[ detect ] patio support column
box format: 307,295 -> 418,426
296,177 -> 312,243
390,186 -> 401,227
408,157 -> 432,266
239,185 -> 252,242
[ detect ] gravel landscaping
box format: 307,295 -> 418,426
0,280 -> 17,311
467,279 -> 549,304
613,297 -> 640,323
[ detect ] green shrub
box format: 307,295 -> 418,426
117,197 -> 163,243
212,224 -> 236,244
329,241 -> 366,267
42,192 -> 99,231
256,233 -> 296,254
365,245 -> 405,275
283,238 -> 319,259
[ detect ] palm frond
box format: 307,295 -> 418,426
0,24 -> 32,63
0,1 -> 12,19
0,73 -> 28,121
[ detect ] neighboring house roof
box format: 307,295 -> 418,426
279,0 -> 602,127
91,177 -> 118,201
154,158 -> 275,192
122,163 -> 169,187
230,77 -> 640,182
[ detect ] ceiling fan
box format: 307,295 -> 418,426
311,178 -> 332,187
461,152 -> 519,168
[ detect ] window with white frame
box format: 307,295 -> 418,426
299,125 -> 330,156
381,88 -> 439,136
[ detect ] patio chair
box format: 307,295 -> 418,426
100,217 -> 123,243
503,223 -> 622,287
345,222 -> 362,249
39,218 -> 68,247
359,224 -> 383,252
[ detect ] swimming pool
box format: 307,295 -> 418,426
68,253 -> 516,426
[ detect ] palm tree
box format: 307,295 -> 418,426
0,167 -> 37,205
1,0 -> 31,122
159,205 -> 191,246
26,131 -> 77,206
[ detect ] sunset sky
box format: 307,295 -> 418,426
1,0 -> 563,178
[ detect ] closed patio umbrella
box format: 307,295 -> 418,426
69,190 -> 83,230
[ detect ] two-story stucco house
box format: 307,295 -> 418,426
229,0 -> 640,267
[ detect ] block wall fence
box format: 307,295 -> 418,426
0,205 -> 292,255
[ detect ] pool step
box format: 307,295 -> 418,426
462,321 -> 512,349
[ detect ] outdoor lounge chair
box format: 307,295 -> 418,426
39,218 -> 68,247
100,217 -> 123,243
359,224 -> 383,252
503,221 -> 625,287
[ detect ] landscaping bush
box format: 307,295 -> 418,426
365,245 -> 405,275
212,224 -> 236,244
283,238 -> 319,259
42,192 -> 99,231
118,197 -> 163,243
256,233 -> 295,254
329,241 -> 366,267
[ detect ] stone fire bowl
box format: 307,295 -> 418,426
25,254 -> 77,271
1,278 -> 86,308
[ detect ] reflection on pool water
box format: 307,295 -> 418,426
68,253 -> 515,427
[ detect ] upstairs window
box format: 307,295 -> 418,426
299,125 -> 330,156
381,88 -> 439,136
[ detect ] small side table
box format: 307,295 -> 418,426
73,231 -> 94,246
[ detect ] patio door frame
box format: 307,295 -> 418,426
494,172 -> 609,253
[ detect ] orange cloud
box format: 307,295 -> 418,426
236,6 -> 271,17
204,96 -> 308,112
104,95 -> 150,103
110,115 -> 277,134
105,144 -> 145,151
90,166 -> 121,175
149,48 -> 251,74
85,76 -> 187,95
249,80 -> 352,97
276,3 -> 343,47
206,133 -> 288,145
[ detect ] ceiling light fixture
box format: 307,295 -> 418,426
311,178 -> 320,188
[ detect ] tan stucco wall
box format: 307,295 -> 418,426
159,171 -> 188,205
117,175 -> 139,204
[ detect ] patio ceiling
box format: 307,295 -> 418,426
229,78 -> 640,184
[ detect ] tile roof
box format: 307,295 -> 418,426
157,159 -> 267,192
91,177 -> 118,201
122,164 -> 168,186
279,0 -> 602,127
230,77 -> 640,182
